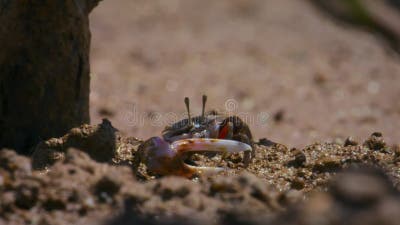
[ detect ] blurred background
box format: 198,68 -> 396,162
88,0 -> 400,148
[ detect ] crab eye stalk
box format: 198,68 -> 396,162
202,94 -> 207,119
184,97 -> 192,125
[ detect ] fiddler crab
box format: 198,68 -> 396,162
135,95 -> 255,178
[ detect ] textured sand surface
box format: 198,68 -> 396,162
89,0 -> 400,148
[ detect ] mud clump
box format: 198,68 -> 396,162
0,148 -> 137,225
1,132 -> 400,225
0,149 -> 289,225
113,172 -> 287,225
272,167 -> 400,225
32,119 -> 122,170
214,166 -> 400,225
0,149 -> 32,177
331,167 -> 393,206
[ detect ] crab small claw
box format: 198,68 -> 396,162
138,137 -> 251,178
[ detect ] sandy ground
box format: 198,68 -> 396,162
2,121 -> 400,225
4,1 -> 400,225
89,0 -> 400,148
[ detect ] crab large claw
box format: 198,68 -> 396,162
138,137 -> 252,178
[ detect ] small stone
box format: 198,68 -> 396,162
313,157 -> 341,173
83,197 -> 95,209
344,136 -> 358,147
273,109 -> 285,123
80,196 -> 95,215
93,175 -> 121,201
291,178 -> 305,190
15,183 -> 39,209
258,138 -> 276,147
364,132 -> 386,151
393,145 -> 400,157
313,72 -> 327,85
372,132 -> 382,137
42,197 -> 66,211
287,148 -> 306,168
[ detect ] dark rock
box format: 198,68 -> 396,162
32,119 -> 118,170
258,138 -> 276,147
94,175 -> 122,200
273,109 -> 285,123
344,136 -> 358,146
15,182 -> 39,209
287,149 -> 306,168
393,145 -> 400,158
312,157 -> 341,173
42,198 -> 66,211
364,132 -> 386,151
291,178 -> 305,190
